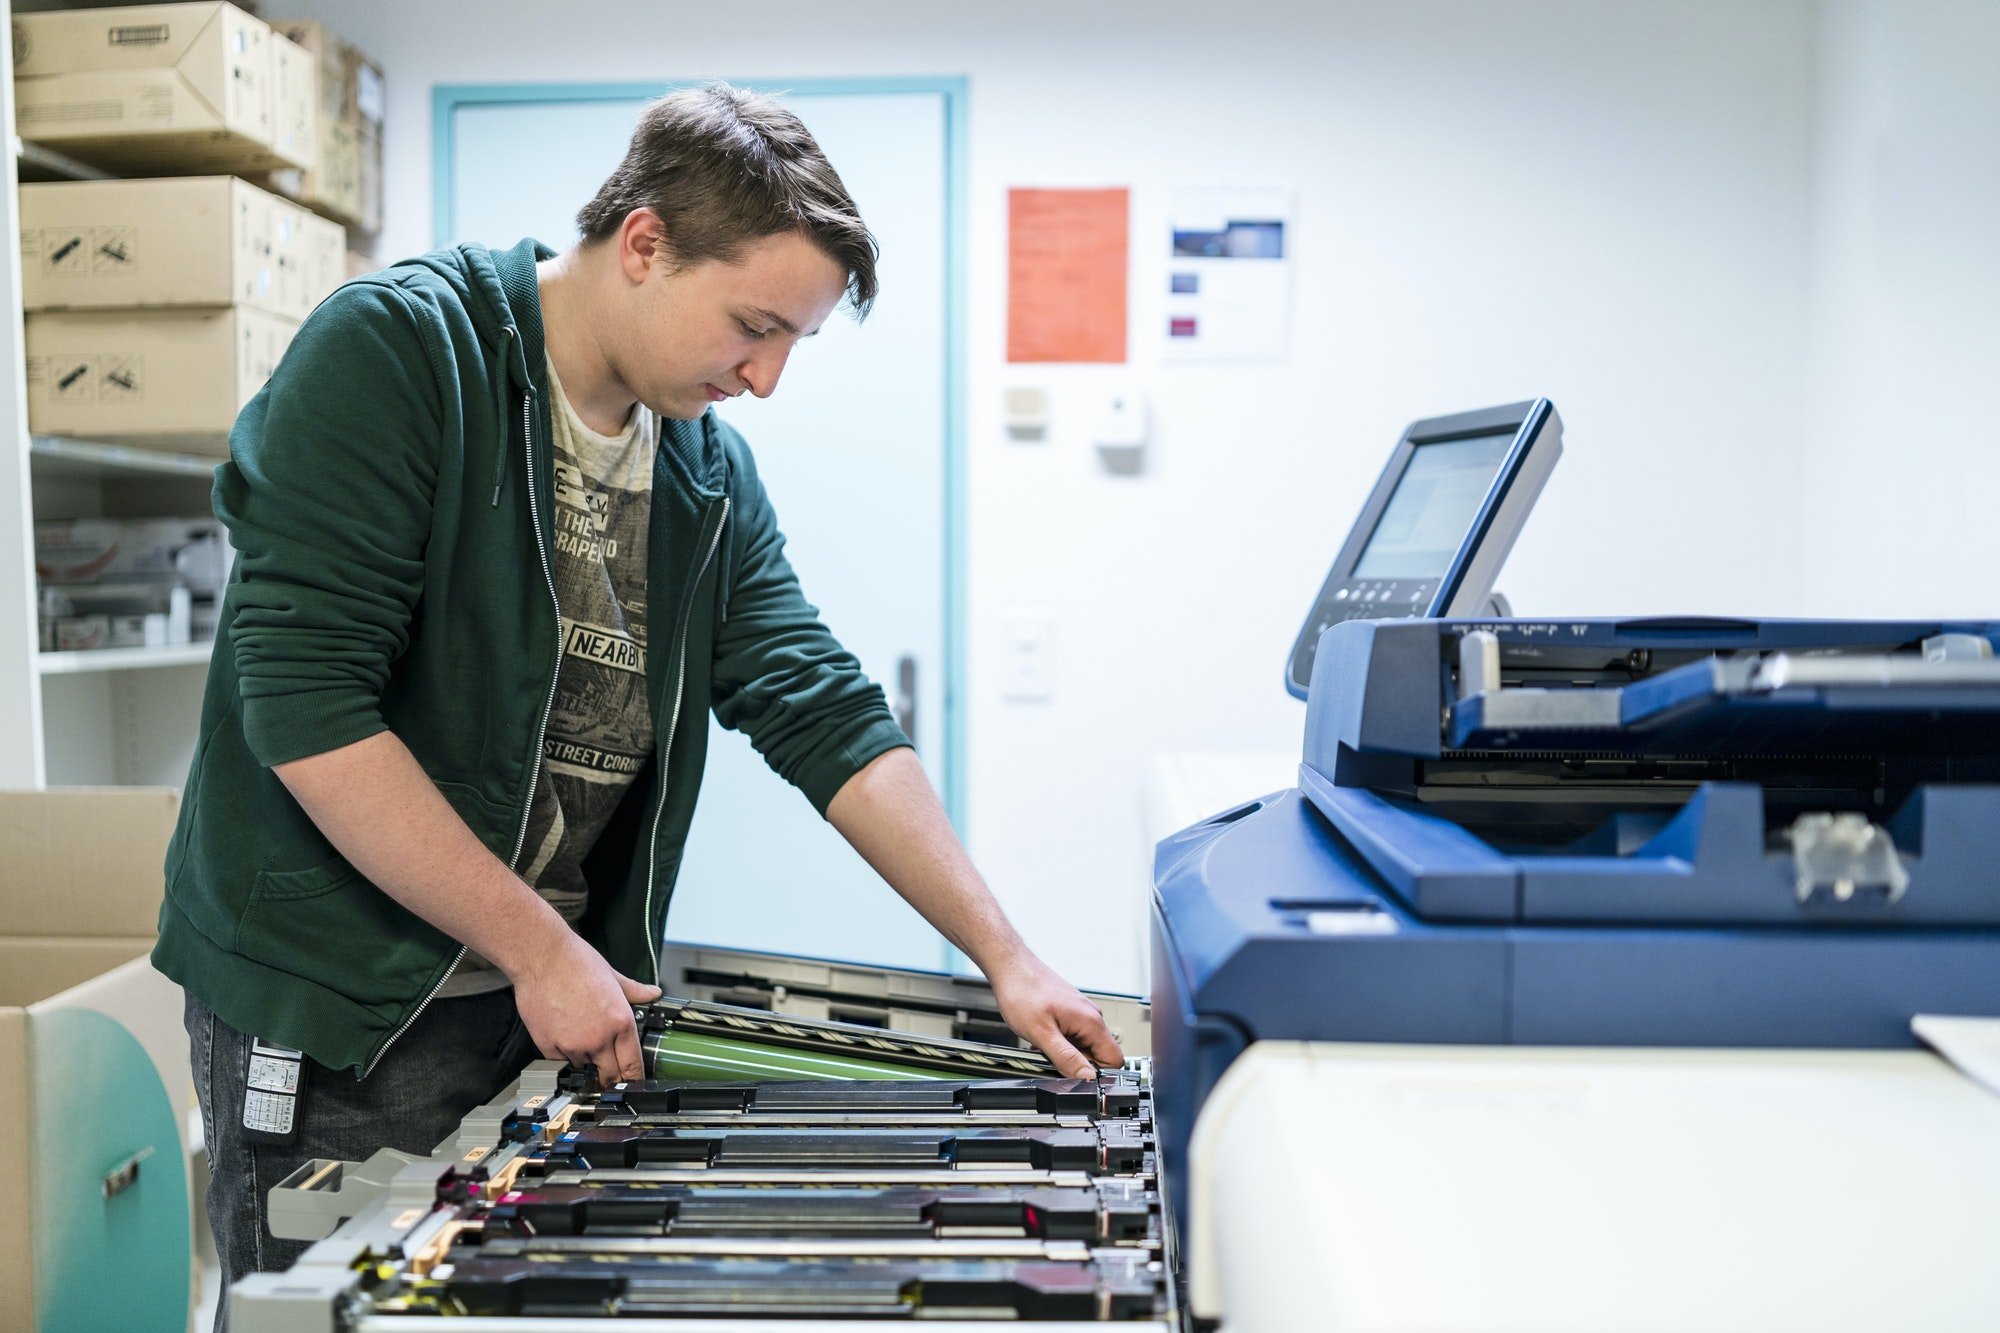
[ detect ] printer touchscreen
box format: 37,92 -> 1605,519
1351,433 -> 1515,580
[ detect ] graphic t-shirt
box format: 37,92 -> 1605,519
439,358 -> 657,996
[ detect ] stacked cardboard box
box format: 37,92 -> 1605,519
264,19 -> 385,236
20,176 -> 344,320
19,176 -> 344,447
24,306 -> 296,449
0,788 -> 196,1331
12,2 -> 316,176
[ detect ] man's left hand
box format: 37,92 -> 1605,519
988,954 -> 1125,1079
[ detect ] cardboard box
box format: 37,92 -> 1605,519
21,176 -> 344,321
13,2 -> 312,175
0,787 -> 178,936
263,117 -> 363,229
26,305 -> 300,449
263,19 -> 382,233
267,182 -> 347,313
0,788 -> 190,1331
357,125 -> 384,236
269,29 -> 318,175
273,19 -> 383,139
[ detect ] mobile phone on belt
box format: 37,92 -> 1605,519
242,1039 -> 308,1146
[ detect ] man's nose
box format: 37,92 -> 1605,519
738,343 -> 793,399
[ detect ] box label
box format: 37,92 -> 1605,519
106,23 -> 171,48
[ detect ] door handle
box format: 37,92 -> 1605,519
894,654 -> 917,750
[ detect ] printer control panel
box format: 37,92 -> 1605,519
1292,579 -> 1434,678
1316,578 -> 1435,621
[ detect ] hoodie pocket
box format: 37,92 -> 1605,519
235,856 -> 452,1006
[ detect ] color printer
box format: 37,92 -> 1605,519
1154,400 -> 2000,1331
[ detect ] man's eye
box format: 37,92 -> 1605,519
737,321 -> 767,339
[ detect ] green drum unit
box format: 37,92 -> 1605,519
638,998 -> 1063,1082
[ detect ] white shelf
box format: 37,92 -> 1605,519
30,434 -> 224,479
37,642 -> 215,675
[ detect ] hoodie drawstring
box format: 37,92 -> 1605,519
490,326 -> 518,507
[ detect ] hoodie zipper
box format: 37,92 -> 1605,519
644,495 -> 730,985
367,364 -> 559,1076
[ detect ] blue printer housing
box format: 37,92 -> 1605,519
1151,617 -> 2000,1225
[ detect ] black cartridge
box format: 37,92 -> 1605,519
420,1253 -> 1166,1320
595,1074 -> 1144,1121
479,1179 -> 1158,1245
545,1122 -> 1151,1175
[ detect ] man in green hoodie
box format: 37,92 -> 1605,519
155,83 -> 1122,1303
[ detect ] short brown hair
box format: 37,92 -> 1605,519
577,82 -> 878,317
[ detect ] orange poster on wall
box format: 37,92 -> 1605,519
1007,187 -> 1129,363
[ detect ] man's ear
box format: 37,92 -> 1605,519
617,207 -> 671,283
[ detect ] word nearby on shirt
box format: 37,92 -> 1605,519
564,620 -> 646,675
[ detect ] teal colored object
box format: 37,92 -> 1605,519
33,1007 -> 189,1332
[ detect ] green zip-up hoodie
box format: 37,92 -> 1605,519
151,239 -> 909,1075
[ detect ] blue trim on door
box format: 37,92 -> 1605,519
434,79 -> 971,969
938,83 -> 971,976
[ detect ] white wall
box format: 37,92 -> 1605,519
278,0 -> 1833,993
1798,0 -> 2000,618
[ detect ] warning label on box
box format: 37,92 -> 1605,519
39,230 -> 87,277
52,358 -> 95,401
99,356 -> 142,400
92,226 -> 135,272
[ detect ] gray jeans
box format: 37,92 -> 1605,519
185,987 -> 537,1330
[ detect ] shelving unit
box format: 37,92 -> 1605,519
30,433 -> 222,479
19,428 -> 221,788
1,19 -> 231,788
38,642 -> 216,674
2,1 -> 383,789
1,5 -> 47,787
19,414 -> 220,777
19,430 -> 222,789
13,133 -> 112,183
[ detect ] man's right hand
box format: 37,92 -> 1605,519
271,733 -> 664,1084
508,929 -> 661,1084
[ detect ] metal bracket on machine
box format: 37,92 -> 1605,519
1790,812 -> 1911,907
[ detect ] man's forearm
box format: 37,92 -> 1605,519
826,746 -> 1124,1077
273,730 -> 568,979
824,747 -> 1026,973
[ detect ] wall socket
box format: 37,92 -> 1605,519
1000,612 -> 1054,702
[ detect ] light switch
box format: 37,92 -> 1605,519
1005,386 -> 1049,440
1000,612 -> 1054,702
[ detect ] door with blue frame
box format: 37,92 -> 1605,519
440,80 -> 963,974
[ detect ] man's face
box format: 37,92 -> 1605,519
615,223 -> 849,422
